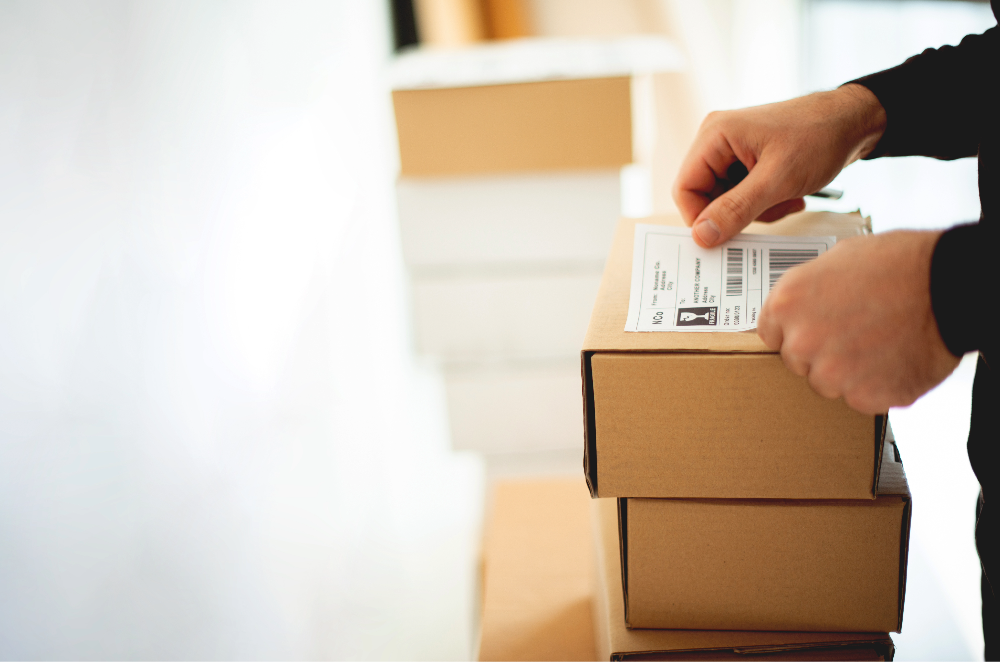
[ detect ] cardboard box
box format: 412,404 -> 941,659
390,37 -> 688,178
583,211 -> 887,500
396,170 -> 621,269
394,76 -> 632,176
445,360 -> 582,453
617,434 -> 911,633
591,496 -> 896,661
477,476 -> 895,661
478,477 -> 596,661
413,270 -> 602,361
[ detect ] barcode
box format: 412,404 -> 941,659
768,249 -> 819,289
726,247 -> 743,296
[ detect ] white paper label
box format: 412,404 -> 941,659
624,225 -> 836,332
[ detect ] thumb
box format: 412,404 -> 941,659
691,163 -> 789,247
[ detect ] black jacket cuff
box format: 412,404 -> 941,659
930,223 -> 984,357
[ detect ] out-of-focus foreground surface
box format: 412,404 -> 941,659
0,0 -> 995,659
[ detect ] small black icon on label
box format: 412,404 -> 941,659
677,306 -> 718,326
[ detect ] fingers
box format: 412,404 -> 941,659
673,116 -> 758,227
780,350 -> 810,379
691,162 -> 791,248
756,305 -> 783,351
672,144 -> 732,227
806,359 -> 843,400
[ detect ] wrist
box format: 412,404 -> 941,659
834,83 -> 887,161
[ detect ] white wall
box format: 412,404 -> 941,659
0,1 -> 481,658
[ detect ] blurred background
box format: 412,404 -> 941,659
0,0 -> 994,659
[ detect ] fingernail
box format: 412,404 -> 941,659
694,219 -> 720,246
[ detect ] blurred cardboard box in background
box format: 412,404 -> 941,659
390,37 -> 697,459
394,76 -> 633,176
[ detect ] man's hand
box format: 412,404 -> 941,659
673,84 -> 886,247
756,231 -> 960,414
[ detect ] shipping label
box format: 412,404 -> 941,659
624,224 -> 836,332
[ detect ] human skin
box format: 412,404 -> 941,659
672,84 -> 960,412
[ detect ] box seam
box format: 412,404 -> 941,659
583,351 -> 598,496
617,498 -> 630,628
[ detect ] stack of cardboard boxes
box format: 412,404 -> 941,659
390,36 -> 694,456
391,34 -> 910,660
581,212 -> 911,658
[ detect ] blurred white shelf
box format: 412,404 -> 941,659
389,35 -> 684,90
397,170 -> 622,268
444,359 -> 583,454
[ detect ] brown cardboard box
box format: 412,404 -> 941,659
591,496 -> 896,661
390,38 -> 697,211
394,76 -> 633,176
477,476 -> 896,661
478,477 -> 596,661
583,211 -> 887,500
616,435 -> 911,633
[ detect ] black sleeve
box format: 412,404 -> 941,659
848,26 -> 1000,360
850,26 -> 999,160
931,224 -> 990,358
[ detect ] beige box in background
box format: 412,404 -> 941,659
583,211 -> 887,500
478,478 -> 595,661
394,76 -> 633,176
389,37 -> 697,213
591,496 -> 896,661
617,437 -> 911,633
413,270 -> 602,362
396,170 -> 621,269
445,360 -> 581,453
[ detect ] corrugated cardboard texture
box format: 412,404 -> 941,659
583,211 -> 884,499
591,353 -> 880,498
478,478 -> 596,661
620,439 -> 911,633
393,77 -> 632,176
591,497 -> 895,660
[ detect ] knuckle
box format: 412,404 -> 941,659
780,348 -> 807,377
844,386 -> 884,415
714,191 -> 753,226
783,338 -> 821,373
843,391 -> 865,412
807,361 -> 842,400
766,288 -> 791,316
756,325 -> 778,351
781,331 -> 809,359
